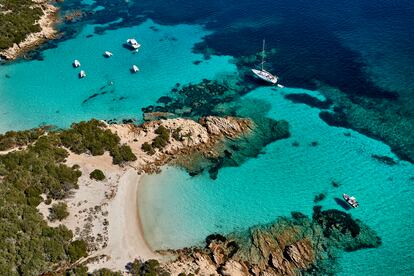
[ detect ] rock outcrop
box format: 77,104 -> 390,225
108,116 -> 254,175
161,208 -> 381,276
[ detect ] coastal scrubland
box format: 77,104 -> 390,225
0,116 -> 259,274
0,120 -> 136,275
0,0 -> 43,50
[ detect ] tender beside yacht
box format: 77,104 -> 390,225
343,194 -> 359,208
73,59 -> 81,68
126,38 -> 141,50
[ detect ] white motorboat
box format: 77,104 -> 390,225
73,59 -> 81,68
126,38 -> 141,50
104,51 -> 113,57
252,39 -> 280,85
79,70 -> 86,78
131,65 -> 139,73
343,194 -> 359,208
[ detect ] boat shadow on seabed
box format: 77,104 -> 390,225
334,197 -> 352,210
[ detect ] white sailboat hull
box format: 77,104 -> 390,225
252,69 -> 278,84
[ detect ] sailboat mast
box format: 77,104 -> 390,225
261,39 -> 265,71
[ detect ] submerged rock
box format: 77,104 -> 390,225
285,93 -> 333,109
371,154 -> 398,166
143,112 -> 176,121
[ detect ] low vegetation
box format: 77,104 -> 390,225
49,202 -> 70,221
0,0 -> 44,50
0,119 -> 137,274
141,142 -> 155,155
90,169 -> 106,181
126,259 -> 170,276
141,125 -> 171,155
172,127 -> 183,141
67,240 -> 88,262
65,266 -> 122,276
0,134 -> 82,274
59,119 -> 137,164
0,127 -> 46,150
152,125 -> 170,149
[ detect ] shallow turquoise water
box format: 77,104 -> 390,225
139,87 -> 414,275
0,20 -> 236,131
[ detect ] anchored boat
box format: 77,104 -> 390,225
104,51 -> 113,57
73,59 -> 81,68
131,65 -> 139,73
79,70 -> 86,78
252,39 -> 280,85
343,194 -> 359,208
126,38 -> 141,50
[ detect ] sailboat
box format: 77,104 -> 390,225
252,40 -> 280,85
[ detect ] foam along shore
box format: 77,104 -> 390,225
0,0 -> 59,60
36,116 -> 253,272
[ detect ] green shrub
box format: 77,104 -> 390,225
152,136 -> 168,149
128,259 -> 143,275
151,125 -> 170,150
59,120 -> 136,164
0,0 -> 44,50
0,119 -> 138,274
90,169 -> 105,181
172,127 -> 183,141
66,265 -> 88,276
91,268 -> 122,276
67,240 -> 88,262
141,142 -> 155,155
0,127 -> 45,150
126,259 -> 169,276
48,202 -> 69,221
155,125 -> 170,140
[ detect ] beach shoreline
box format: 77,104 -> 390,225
36,152 -> 158,273
87,168 -> 158,271
35,116 -> 253,273
0,0 -> 59,60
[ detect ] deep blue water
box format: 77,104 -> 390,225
1,0 -> 414,274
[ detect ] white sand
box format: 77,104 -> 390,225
37,152 -> 158,273
88,169 -> 157,271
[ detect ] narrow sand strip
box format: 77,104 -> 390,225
89,169 -> 157,271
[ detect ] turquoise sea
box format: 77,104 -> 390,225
0,20 -> 236,131
1,0 -> 413,274
139,87 -> 414,275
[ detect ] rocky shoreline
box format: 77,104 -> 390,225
160,207 -> 381,275
0,0 -> 59,60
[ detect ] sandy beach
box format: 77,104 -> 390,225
37,151 -> 158,272
35,117 -> 251,273
88,169 -> 158,271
